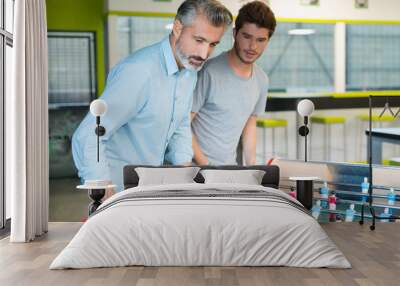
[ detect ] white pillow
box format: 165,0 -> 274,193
200,169 -> 266,185
135,167 -> 200,186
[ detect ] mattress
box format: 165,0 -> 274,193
50,183 -> 351,269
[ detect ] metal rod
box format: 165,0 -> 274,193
96,124 -> 100,162
96,116 -> 100,162
304,116 -> 309,162
305,129 -> 308,162
368,95 -> 373,209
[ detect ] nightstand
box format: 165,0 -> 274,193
77,182 -> 116,215
289,176 -> 319,210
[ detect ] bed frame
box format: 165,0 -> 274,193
123,165 -> 280,190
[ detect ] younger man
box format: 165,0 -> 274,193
191,1 -> 276,165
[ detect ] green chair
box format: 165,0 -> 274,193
310,115 -> 347,161
357,114 -> 396,123
388,158 -> 400,167
256,118 -> 288,162
357,114 -> 397,161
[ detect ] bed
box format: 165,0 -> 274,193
50,165 -> 351,269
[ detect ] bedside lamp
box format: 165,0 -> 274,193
293,99 -> 316,210
77,99 -> 115,216
90,99 -> 107,162
297,99 -> 315,162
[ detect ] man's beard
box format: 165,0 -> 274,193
234,41 -> 258,65
176,39 -> 205,72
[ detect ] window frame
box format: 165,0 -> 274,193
47,31 -> 97,109
1,0 -> 14,232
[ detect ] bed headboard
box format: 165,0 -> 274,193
123,165 -> 280,190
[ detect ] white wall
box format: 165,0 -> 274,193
107,0 -> 400,21
269,0 -> 400,21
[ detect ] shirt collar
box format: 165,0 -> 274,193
161,35 -> 179,76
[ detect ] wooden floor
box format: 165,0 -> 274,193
49,178 -> 89,222
0,222 -> 399,286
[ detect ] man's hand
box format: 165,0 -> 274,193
101,187 -> 115,202
194,157 -> 209,166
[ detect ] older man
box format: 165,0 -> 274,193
72,0 -> 232,192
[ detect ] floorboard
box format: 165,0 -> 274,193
0,222 -> 399,286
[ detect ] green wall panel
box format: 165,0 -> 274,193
46,0 -> 106,95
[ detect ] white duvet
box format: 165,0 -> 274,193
50,183 -> 351,269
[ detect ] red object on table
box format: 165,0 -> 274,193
266,158 -> 274,165
328,192 -> 337,210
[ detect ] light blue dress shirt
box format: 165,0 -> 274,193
72,36 -> 197,191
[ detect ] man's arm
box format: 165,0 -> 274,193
191,112 -> 209,165
243,78 -> 268,166
191,67 -> 211,166
241,115 -> 257,166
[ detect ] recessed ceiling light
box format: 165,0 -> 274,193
288,28 -> 316,36
300,0 -> 319,6
355,0 -> 368,9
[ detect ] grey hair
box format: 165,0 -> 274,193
176,0 -> 233,28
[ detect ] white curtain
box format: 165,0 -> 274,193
9,0 -> 49,242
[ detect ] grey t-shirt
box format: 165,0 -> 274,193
191,52 -> 269,165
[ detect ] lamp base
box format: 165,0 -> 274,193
88,189 -> 105,215
296,180 -> 314,210
289,177 -> 318,210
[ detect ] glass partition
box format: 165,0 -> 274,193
262,22 -> 334,93
48,32 -> 96,108
347,24 -> 400,90
344,24 -> 400,168
116,16 -> 233,61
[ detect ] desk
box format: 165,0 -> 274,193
365,128 -> 400,164
77,183 -> 116,215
